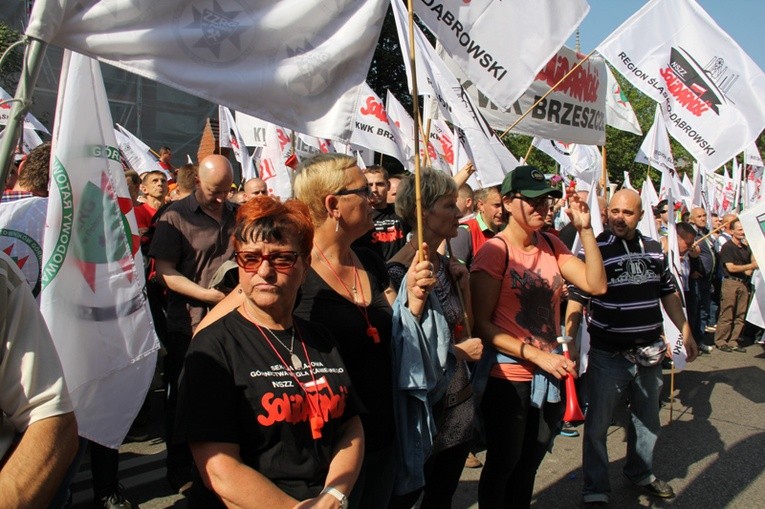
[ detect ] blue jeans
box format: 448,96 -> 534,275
582,348 -> 663,503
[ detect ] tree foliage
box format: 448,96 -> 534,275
0,22 -> 23,92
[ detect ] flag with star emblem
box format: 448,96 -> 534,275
40,51 -> 160,448
25,0 -> 389,142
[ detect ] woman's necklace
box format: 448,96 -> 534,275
314,243 -> 362,304
241,303 -> 303,369
313,243 -> 380,344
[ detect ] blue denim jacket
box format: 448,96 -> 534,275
472,344 -> 562,410
390,275 -> 456,495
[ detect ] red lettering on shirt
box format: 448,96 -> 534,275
257,381 -> 349,427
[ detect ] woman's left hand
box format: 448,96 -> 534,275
447,257 -> 469,292
406,242 -> 437,318
565,189 -> 592,232
454,337 -> 483,362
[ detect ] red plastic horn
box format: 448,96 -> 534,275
557,335 -> 585,425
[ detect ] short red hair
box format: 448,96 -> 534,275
233,196 -> 314,256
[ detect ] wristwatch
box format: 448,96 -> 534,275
320,486 -> 348,509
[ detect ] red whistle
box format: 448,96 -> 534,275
367,326 -> 380,344
310,414 -> 324,440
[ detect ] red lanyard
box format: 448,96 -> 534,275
252,319 -> 325,439
314,244 -> 380,343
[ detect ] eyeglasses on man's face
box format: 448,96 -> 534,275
234,251 -> 299,273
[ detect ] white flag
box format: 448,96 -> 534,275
597,0 -> 765,170
638,178 -> 660,241
661,182 -> 688,370
635,106 -> 676,177
745,270 -> 765,329
623,171 -> 634,190
0,85 -> 49,133
572,174 -> 605,375
0,127 -> 45,155
413,0 -> 588,111
731,157 -> 744,212
235,112 -> 268,148
220,106 -> 256,182
604,65 -> 642,135
690,161 -> 704,208
391,0 -> 514,187
27,0 -> 388,142
532,137 -> 601,186
350,83 -> 406,163
745,165 -> 763,207
114,123 -> 169,179
0,196 -> 48,298
745,141 -> 764,167
257,122 -> 294,200
41,51 -> 159,448
739,200 -> 765,274
427,118 -> 460,174
385,91 -> 416,168
438,44 -> 608,145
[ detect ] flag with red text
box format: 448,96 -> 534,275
41,51 -> 159,448
597,0 -> 765,169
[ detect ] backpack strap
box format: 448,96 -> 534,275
538,231 -> 556,254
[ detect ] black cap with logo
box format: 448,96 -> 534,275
500,165 -> 562,199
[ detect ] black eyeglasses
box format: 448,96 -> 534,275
658,209 -> 668,214
234,251 -> 299,273
514,194 -> 554,209
335,185 -> 371,198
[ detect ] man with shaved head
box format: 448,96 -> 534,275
149,154 -> 238,492
567,189 -> 698,507
243,177 -> 268,199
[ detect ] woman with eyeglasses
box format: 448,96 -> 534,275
470,166 -> 607,509
174,196 -> 364,509
291,153 -> 434,509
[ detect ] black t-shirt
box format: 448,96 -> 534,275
294,247 -> 395,453
353,204 -> 410,261
719,240 -> 752,282
175,312 -> 358,506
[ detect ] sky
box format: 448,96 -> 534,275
568,0 -> 765,71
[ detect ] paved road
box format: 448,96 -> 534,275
71,340 -> 765,508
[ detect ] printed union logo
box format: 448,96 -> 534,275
530,169 -> 545,181
173,0 -> 255,67
275,34 -> 333,97
663,46 -> 738,117
1,231 -> 43,297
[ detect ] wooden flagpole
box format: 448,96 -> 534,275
523,143 -> 535,164
499,49 -> 597,141
407,0 -> 425,261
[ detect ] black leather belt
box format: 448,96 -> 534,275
443,384 -> 473,409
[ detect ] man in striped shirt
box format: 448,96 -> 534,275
567,189 -> 698,507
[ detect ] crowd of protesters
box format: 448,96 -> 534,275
2,148 -> 762,509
